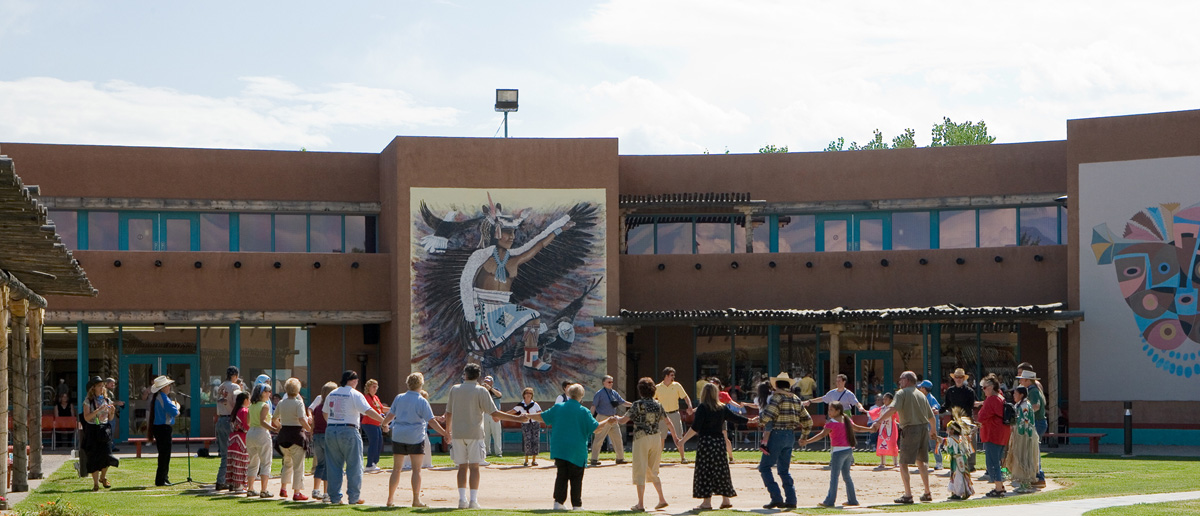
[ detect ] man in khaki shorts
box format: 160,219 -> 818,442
871,371 -> 937,504
445,363 -> 527,508
653,367 -> 691,463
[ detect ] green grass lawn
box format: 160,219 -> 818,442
14,451 -> 1200,515
1084,499 -> 1200,516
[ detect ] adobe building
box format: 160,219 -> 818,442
2,108 -> 1198,445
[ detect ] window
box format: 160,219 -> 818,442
892,212 -> 930,250
200,213 -> 231,251
123,327 -> 198,355
88,211 -> 119,250
656,221 -> 692,254
626,222 -> 654,255
309,215 -> 342,253
164,217 -> 194,251
938,210 -> 976,249
274,214 -> 307,252
1019,206 -> 1059,246
239,327 -> 274,392
345,215 -> 377,253
858,218 -> 885,251
274,328 -> 310,396
199,327 -> 231,406
777,215 -> 815,253
822,218 -> 849,252
695,220 -> 731,254
979,208 -> 1016,247
49,210 -> 78,250
1060,206 -> 1068,245
239,214 -> 272,252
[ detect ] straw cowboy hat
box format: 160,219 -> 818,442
1017,370 -> 1040,381
949,368 -> 970,379
150,375 -> 175,394
770,372 -> 797,388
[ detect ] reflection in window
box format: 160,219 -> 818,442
656,221 -> 692,254
345,216 -> 366,253
274,214 -> 307,252
892,330 -> 924,394
892,212 -> 930,250
858,218 -> 884,251
733,217 -> 767,253
777,215 -> 815,253
200,214 -> 230,251
309,215 -> 342,253
980,328 -> 1018,387
626,222 -> 654,255
239,327 -> 273,391
781,328 -> 817,387
49,210 -> 78,250
938,210 -> 976,249
1019,207 -> 1058,246
126,217 -> 155,251
823,219 -> 848,252
275,328 -> 310,396
1060,206 -> 1068,245
940,327 -> 978,383
164,218 -> 193,251
88,211 -> 119,250
239,214 -> 272,252
979,208 -> 1016,247
122,327 -> 198,355
199,327 -> 231,405
695,220 -> 731,254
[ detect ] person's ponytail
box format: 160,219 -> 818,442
842,413 -> 857,448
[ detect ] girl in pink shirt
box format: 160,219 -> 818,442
800,401 -> 871,507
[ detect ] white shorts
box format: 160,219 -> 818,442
450,438 -> 486,465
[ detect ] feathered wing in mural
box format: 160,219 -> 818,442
413,194 -> 602,381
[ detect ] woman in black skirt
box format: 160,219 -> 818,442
679,382 -> 749,511
80,376 -> 119,490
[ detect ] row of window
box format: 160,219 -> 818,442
625,205 -> 1067,254
48,210 -> 378,253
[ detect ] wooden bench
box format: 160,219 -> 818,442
1043,432 -> 1106,453
126,437 -> 215,458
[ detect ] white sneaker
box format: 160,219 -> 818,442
311,490 -> 321,499
401,465 -> 412,471
572,507 -> 583,511
479,460 -> 490,466
459,500 -> 470,509
554,502 -> 569,511
364,465 -> 381,473
469,501 -> 482,509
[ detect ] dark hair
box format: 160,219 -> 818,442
828,401 -> 857,448
1014,386 -> 1028,400
234,390 -> 250,410
756,381 -> 772,405
341,370 -> 358,386
251,383 -> 270,403
464,363 -> 481,381
1017,362 -> 1034,372
561,380 -> 572,389
226,366 -> 240,380
637,377 -> 656,399
662,367 -> 675,377
836,373 -> 848,383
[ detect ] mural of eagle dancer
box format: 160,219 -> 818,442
410,189 -> 605,401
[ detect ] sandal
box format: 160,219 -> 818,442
894,495 -> 914,504
985,490 -> 1004,498
654,502 -> 670,510
719,503 -> 734,509
101,479 -> 111,488
630,505 -> 646,512
919,493 -> 933,502
413,502 -> 428,508
691,506 -> 712,512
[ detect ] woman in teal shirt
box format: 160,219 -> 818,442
527,384 -> 618,510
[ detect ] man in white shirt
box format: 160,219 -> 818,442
805,374 -> 868,414
445,363 -> 527,509
323,370 -> 383,505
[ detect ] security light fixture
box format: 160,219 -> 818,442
495,89 -> 518,138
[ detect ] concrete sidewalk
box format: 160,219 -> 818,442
863,490 -> 1200,516
3,451 -> 74,509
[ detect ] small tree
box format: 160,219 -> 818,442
930,117 -> 996,147
759,144 -> 788,153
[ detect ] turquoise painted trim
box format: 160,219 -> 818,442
768,215 -> 780,253
1066,427 -> 1200,446
652,220 -> 658,254
270,214 -> 277,252
767,325 -> 781,375
161,212 -> 201,251
116,326 -> 125,440
930,210 -> 940,249
975,209 -> 981,248
341,215 -> 347,254
117,212 -> 154,251
854,213 -> 891,251
305,215 -> 312,252
229,213 -> 240,252
230,322 -> 241,369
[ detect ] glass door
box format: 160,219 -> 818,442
854,214 -> 891,251
120,355 -> 200,441
854,350 -> 893,407
816,215 -> 851,252
119,213 -> 158,251
161,213 -> 200,251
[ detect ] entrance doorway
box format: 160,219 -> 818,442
120,355 -> 199,441
817,350 -> 893,411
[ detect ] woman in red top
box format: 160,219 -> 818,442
976,374 -> 1011,498
362,379 -> 388,473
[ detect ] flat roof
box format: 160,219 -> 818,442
594,303 -> 1082,328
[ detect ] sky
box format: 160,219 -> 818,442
2,1 -> 1199,155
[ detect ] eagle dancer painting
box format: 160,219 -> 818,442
410,187 -> 607,402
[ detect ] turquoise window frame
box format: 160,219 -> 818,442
815,214 -> 852,252
118,212 -> 158,251
161,212 -> 201,251
78,211 -> 90,250
853,212 -> 892,251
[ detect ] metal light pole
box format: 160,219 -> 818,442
495,89 -> 518,138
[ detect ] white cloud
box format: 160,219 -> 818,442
0,77 -> 459,150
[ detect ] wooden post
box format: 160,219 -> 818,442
28,308 -> 44,479
1038,320 -> 1068,435
822,324 -> 844,391
739,208 -> 755,253
615,331 -> 628,396
0,286 -> 10,509
10,298 -> 29,492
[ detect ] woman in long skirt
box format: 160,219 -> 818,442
510,387 -> 543,466
679,383 -> 748,511
226,391 -> 250,493
1007,386 -> 1040,493
80,377 -> 119,490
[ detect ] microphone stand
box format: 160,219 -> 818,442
169,392 -> 199,487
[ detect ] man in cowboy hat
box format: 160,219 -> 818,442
805,373 -> 868,414
1017,369 -> 1047,487
871,371 -> 937,504
758,372 -> 811,509
940,368 -> 976,471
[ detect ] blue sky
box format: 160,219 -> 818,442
2,0 -> 1199,154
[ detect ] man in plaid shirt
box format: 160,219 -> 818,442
757,373 -> 812,509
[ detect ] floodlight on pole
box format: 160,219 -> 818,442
495,89 -> 518,138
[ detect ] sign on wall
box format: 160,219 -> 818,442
409,187 -> 607,402
1080,156 -> 1200,400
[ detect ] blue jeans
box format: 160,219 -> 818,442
325,425 -> 364,504
758,430 -> 796,505
312,433 -> 327,481
823,449 -> 858,506
1034,419 -> 1047,481
364,424 -> 383,467
215,415 -> 231,485
984,442 -> 1005,482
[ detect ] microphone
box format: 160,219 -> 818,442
174,392 -> 191,398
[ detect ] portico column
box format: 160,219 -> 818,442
822,324 -> 844,391
1038,320 -> 1069,434
615,330 -> 629,393
739,208 -> 755,253
28,308 -> 44,479
0,286 -> 10,508
618,209 -> 629,254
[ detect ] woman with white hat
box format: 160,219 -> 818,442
147,375 -> 180,486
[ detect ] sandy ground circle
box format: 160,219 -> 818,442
304,460 -> 1059,511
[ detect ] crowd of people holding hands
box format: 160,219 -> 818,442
71,358 -> 1050,510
